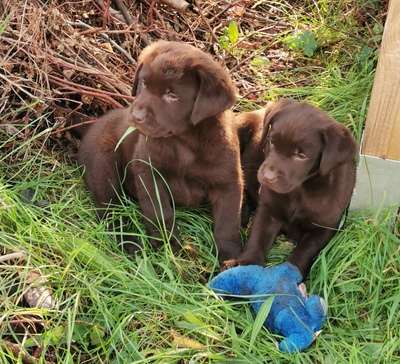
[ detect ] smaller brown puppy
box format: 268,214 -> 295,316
225,99 -> 358,278
78,41 -> 243,262
234,108 -> 266,225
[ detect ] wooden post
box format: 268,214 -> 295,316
350,0 -> 400,213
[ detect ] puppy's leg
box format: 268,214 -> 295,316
286,228 -> 336,279
221,203 -> 281,270
78,149 -> 142,254
78,146 -> 122,219
210,184 -> 242,262
134,164 -> 180,252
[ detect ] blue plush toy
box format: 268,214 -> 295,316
208,263 -> 327,353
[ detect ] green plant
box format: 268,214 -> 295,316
284,30 -> 318,57
219,21 -> 239,53
0,12 -> 10,34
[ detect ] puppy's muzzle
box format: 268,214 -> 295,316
132,108 -> 147,124
260,166 -> 283,184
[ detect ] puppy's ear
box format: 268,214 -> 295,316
320,123 -> 358,176
260,98 -> 295,144
190,68 -> 237,125
131,63 -> 144,96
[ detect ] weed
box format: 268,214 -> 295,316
219,21 -> 240,53
284,30 -> 318,57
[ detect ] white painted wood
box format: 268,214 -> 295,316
349,154 -> 400,213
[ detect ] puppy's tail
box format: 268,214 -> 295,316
64,111 -> 96,139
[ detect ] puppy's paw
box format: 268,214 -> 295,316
122,241 -> 143,255
220,259 -> 239,271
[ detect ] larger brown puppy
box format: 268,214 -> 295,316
224,99 -> 358,278
78,41 -> 243,261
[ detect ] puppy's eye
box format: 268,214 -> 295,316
163,89 -> 179,102
141,79 -> 147,88
294,148 -> 307,160
167,90 -> 178,100
268,137 -> 274,148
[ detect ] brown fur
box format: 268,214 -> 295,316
234,108 -> 266,224
224,99 -> 358,278
77,41 -> 243,261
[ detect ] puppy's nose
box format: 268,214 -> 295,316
263,168 -> 283,183
132,108 -> 147,123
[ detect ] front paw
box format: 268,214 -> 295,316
148,229 -> 181,253
220,259 -> 239,271
121,240 -> 143,255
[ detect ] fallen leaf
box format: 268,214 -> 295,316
23,270 -> 55,309
171,332 -> 206,350
100,42 -> 113,52
228,6 -> 246,17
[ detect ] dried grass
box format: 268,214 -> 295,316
0,0 -> 385,140
0,0 -> 307,133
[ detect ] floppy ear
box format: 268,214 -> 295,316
260,98 -> 295,145
131,63 -> 143,96
190,68 -> 237,125
320,123 -> 358,176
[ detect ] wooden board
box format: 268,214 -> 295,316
361,0 -> 400,160
350,0 -> 400,213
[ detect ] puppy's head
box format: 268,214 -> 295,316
129,41 -> 237,138
258,99 -> 358,194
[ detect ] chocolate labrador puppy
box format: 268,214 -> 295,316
77,41 -> 243,261
225,99 -> 358,278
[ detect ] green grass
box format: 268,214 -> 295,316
1,1 -> 399,363
0,160 -> 399,363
